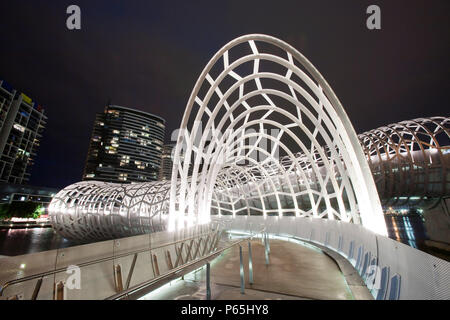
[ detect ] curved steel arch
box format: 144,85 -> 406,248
169,34 -> 387,235
49,180 -> 174,240
50,34 -> 424,241
47,114 -> 449,241
359,116 -> 450,207
47,116 -> 449,241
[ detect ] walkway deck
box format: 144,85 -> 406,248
139,239 -> 358,300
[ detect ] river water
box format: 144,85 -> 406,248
0,215 -> 436,258
0,227 -> 77,257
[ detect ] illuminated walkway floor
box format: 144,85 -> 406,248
139,239 -> 357,300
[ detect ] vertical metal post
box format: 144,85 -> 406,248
125,253 -> 138,290
239,245 -> 245,294
31,278 -> 43,300
206,262 -> 211,300
264,233 -> 269,265
152,254 -> 160,277
267,233 -> 270,254
248,241 -> 253,285
166,250 -> 174,270
55,281 -> 65,300
114,265 -> 124,292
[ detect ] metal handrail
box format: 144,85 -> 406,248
105,229 -> 263,300
0,228 -> 221,297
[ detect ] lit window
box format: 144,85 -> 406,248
124,130 -> 137,139
120,155 -> 130,166
135,160 -> 146,169
139,138 -> 149,146
13,123 -> 25,133
107,110 -> 120,116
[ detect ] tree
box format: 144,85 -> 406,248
0,202 -> 43,220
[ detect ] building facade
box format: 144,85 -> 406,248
0,182 -> 59,207
83,105 -> 165,183
0,79 -> 47,184
159,143 -> 175,181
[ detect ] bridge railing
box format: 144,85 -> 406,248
107,228 -> 265,300
0,223 -> 224,300
214,216 -> 450,300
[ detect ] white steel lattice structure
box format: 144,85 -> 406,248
48,115 -> 449,241
168,34 -> 386,235
49,180 -> 176,240
359,116 -> 450,207
49,34 -> 393,241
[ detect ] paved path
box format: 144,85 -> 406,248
140,239 -> 355,300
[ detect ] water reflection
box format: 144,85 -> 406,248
384,214 -> 427,249
0,214 -> 432,258
0,227 -> 78,256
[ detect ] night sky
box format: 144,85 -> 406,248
0,0 -> 448,189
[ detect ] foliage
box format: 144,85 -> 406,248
0,202 -> 43,220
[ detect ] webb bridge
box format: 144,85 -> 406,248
1,34 -> 449,300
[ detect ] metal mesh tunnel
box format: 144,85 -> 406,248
359,117 -> 449,208
46,35 -> 450,241
48,115 -> 449,241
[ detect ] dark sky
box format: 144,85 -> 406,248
0,0 -> 448,189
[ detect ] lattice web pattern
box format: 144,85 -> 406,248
359,117 -> 450,207
169,34 -> 386,235
49,180 -> 175,240
51,35 -> 425,241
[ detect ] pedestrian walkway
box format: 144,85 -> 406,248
139,239 -> 356,300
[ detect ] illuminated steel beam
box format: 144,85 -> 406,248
168,34 -> 386,235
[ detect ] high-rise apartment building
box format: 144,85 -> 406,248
159,143 -> 175,181
83,105 -> 165,183
158,143 -> 193,181
0,79 -> 47,184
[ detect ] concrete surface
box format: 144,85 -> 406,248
307,240 -> 374,300
139,239 -> 356,300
